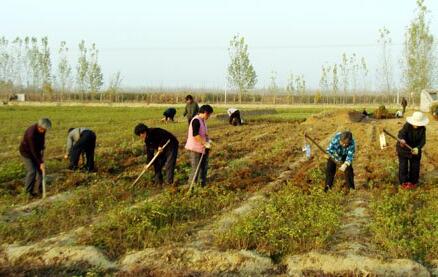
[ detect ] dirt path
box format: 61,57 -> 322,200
328,124 -> 376,255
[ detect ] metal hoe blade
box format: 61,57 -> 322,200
130,139 -> 171,189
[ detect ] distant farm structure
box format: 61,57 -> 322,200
420,89 -> 438,113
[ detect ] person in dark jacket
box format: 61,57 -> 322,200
397,111 -> 428,190
134,123 -> 179,185
161,107 -> 177,123
19,118 -> 52,197
401,97 -> 408,114
64,128 -> 96,172
183,95 -> 199,125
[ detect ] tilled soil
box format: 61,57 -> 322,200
1,111 -> 437,276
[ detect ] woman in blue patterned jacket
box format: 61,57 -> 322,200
325,131 -> 356,192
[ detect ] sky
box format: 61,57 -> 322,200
2,0 -> 438,90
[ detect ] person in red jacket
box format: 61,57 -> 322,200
19,118 -> 51,197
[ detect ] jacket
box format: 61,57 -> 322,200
19,124 -> 45,165
144,128 -> 179,162
396,123 -> 426,158
326,132 -> 356,165
183,102 -> 199,119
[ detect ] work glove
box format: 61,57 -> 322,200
339,162 -> 348,172
411,147 -> 419,155
204,141 -> 212,149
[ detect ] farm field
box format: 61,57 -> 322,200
0,105 -> 437,276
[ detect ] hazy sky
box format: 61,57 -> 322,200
2,0 -> 438,90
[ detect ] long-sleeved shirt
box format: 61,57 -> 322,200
66,128 -> 90,154
144,128 -> 179,162
183,102 -> 199,119
326,132 -> 356,165
397,123 -> 426,158
227,108 -> 238,116
192,118 -> 201,136
19,124 -> 45,165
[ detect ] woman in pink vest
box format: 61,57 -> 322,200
185,104 -> 214,187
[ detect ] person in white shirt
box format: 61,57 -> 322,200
395,110 -> 403,118
227,108 -> 242,126
64,128 -> 96,172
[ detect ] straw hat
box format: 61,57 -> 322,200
406,111 -> 429,126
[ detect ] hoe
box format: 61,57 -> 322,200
304,133 -> 341,165
304,133 -> 348,192
42,169 -> 47,199
130,140 -> 171,189
187,147 -> 211,196
380,128 -> 413,150
41,152 -> 47,199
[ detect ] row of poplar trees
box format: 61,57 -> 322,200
227,0 -> 437,103
0,37 -> 104,97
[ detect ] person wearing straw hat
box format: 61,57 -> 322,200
397,111 -> 429,190
19,118 -> 52,197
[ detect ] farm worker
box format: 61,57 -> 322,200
134,123 -> 179,185
19,118 -> 52,197
185,105 -> 213,187
64,128 -> 96,172
395,110 -> 403,118
183,94 -> 199,125
397,111 -> 428,190
324,131 -> 356,192
161,107 -> 177,123
227,108 -> 243,126
401,97 -> 408,114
